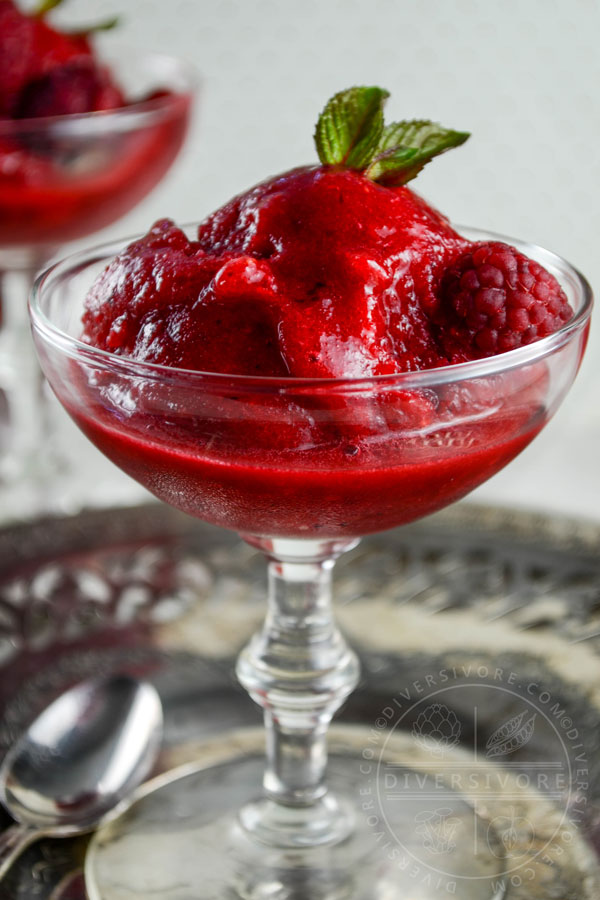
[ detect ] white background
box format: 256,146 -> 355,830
39,0 -> 600,520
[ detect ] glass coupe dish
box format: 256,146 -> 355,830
30,227 -> 592,899
0,50 -> 196,516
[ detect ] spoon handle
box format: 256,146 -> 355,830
0,823 -> 41,880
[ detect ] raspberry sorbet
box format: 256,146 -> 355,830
0,0 -> 190,246
71,87 -> 577,537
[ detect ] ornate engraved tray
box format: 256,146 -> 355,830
1,501 -> 600,899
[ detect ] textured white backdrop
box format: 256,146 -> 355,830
44,0 -> 600,519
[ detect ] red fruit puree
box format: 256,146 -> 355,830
0,0 -> 190,246
75,163 -> 569,538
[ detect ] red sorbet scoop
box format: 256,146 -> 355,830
82,85 -> 571,381
83,170 -> 470,377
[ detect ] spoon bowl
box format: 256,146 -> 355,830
0,674 -> 162,878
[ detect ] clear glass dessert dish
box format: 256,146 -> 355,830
0,50 -> 196,517
30,227 -> 592,899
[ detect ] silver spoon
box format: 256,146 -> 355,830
0,674 -> 162,879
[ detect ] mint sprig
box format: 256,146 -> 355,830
314,87 -> 470,186
34,0 -> 65,15
71,16 -> 120,35
33,0 -> 120,34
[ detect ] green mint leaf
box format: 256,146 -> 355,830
314,86 -> 389,169
378,119 -> 468,154
72,15 -> 120,35
365,146 -> 422,183
366,119 -> 470,185
34,0 -> 66,15
33,0 -> 120,34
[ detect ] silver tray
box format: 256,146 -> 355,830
1,501 -> 599,899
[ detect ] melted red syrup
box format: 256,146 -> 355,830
68,385 -> 545,539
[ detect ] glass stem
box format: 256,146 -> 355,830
0,254 -> 61,517
236,536 -> 361,848
0,266 -> 44,471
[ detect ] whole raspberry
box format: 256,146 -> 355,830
435,241 -> 573,360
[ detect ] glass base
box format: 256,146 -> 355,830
87,735 -> 509,900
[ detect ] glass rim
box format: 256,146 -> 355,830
0,49 -> 198,135
30,223 -> 594,394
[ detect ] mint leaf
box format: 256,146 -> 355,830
314,86 -> 389,169
366,119 -> 470,185
378,119 -> 468,153
72,15 -> 120,35
365,146 -> 421,183
33,0 -> 120,33
34,0 -> 65,15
